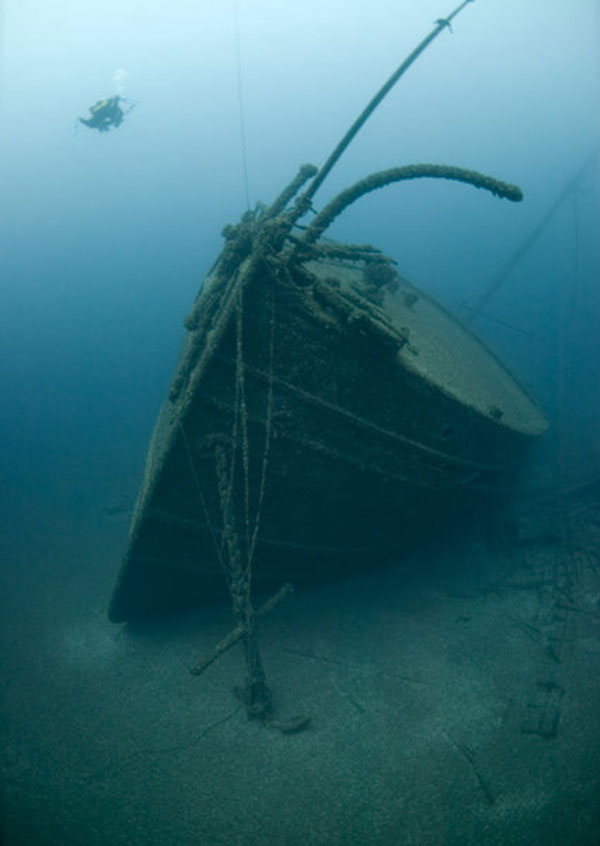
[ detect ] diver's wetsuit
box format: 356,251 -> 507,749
79,96 -> 124,132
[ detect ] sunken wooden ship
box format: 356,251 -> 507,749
108,162 -> 547,622
108,8 -> 548,623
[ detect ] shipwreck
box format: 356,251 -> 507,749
107,1 -> 548,721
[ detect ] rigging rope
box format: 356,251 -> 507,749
301,0 -> 475,206
466,144 -> 600,324
235,284 -> 252,569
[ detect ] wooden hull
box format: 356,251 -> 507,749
108,241 -> 547,622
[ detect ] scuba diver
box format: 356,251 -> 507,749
79,95 -> 134,132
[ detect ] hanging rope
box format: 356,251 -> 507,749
248,281 -> 277,564
183,262 -> 280,720
235,285 -> 252,570
223,274 -> 279,718
233,0 -> 251,210
225,277 -> 277,602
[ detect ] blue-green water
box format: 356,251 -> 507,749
1,1 -> 599,843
